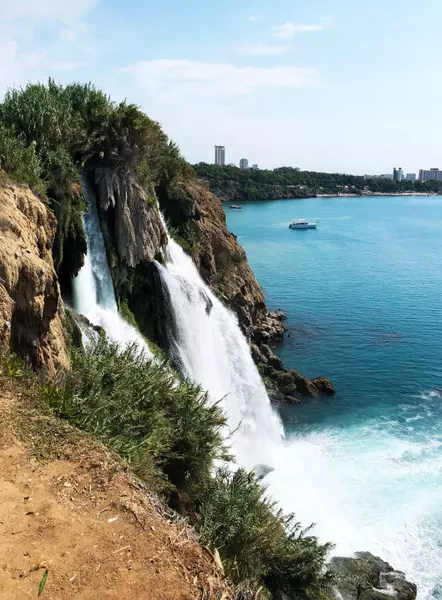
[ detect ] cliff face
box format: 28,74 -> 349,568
0,182 -> 68,374
88,169 -> 333,403
93,168 -> 167,268
90,169 -> 169,344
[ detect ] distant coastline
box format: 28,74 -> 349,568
221,192 -> 439,204
317,192 -> 439,198
194,163 -> 440,203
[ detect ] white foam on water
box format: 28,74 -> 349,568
266,425 -> 442,599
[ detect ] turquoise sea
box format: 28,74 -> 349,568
226,196 -> 442,599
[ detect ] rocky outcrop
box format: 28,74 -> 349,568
88,169 -> 170,345
0,182 -> 68,374
93,168 -> 167,267
312,377 -> 336,396
329,553 -> 417,600
252,343 -> 334,404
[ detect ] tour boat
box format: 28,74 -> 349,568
289,219 -> 318,230
229,205 -> 242,209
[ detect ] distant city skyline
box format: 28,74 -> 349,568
212,149 -> 436,178
419,168 -> 442,183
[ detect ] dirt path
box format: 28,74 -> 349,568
0,391 -> 229,600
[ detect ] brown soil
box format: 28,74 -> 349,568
0,389 -> 231,600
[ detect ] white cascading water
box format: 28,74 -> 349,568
72,180 -> 152,358
156,238 -> 283,468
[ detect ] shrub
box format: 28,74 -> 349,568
42,338 -> 228,495
0,125 -> 45,194
196,468 -> 334,599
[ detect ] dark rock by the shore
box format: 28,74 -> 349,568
311,376 -> 336,396
249,310 -> 335,405
328,552 -> 417,600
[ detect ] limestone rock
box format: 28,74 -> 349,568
268,354 -> 284,370
311,376 -> 335,396
0,183 -> 68,374
93,168 -> 167,267
289,370 -> 319,397
251,344 -> 268,365
329,553 -> 417,600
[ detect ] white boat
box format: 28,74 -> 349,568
289,219 -> 318,230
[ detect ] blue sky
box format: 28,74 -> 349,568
1,0 -> 441,173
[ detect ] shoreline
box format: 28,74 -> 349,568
317,192 -> 439,198
222,192 -> 439,203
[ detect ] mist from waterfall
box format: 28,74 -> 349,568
72,179 -> 152,358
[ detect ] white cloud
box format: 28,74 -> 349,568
122,59 -> 317,101
272,22 -> 324,39
0,0 -> 98,23
242,43 -> 289,56
60,23 -> 88,42
0,0 -> 97,96
248,16 -> 257,22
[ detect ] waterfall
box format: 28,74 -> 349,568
73,184 -> 281,466
156,237 -> 283,468
72,179 -> 152,358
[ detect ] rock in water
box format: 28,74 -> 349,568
311,376 -> 336,396
328,552 -> 417,600
253,464 -> 275,479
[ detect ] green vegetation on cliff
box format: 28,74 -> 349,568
0,80 -> 191,288
1,344 -> 333,599
194,163 -> 440,201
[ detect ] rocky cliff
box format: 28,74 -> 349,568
78,164 -> 333,403
0,181 -> 68,374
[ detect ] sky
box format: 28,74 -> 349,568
1,0 -> 441,174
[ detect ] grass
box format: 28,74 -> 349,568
197,468 -> 334,599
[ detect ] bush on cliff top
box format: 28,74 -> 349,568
0,80 -> 194,284
0,125 -> 45,194
197,468 -> 334,598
